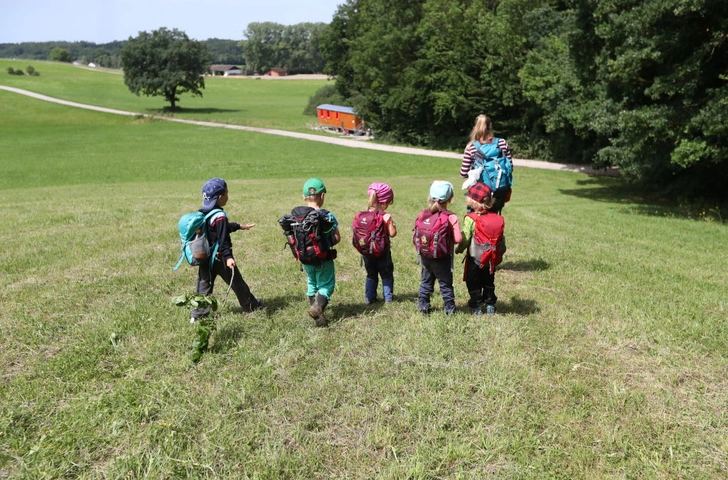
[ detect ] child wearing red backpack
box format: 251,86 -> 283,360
352,182 -> 398,304
456,183 -> 506,315
413,180 -> 463,315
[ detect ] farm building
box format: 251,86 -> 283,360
264,67 -> 287,77
316,104 -> 364,134
210,65 -> 243,76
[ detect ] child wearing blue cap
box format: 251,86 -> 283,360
190,178 -> 263,322
413,180 -> 463,315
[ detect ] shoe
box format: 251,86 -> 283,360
470,307 -> 483,316
485,305 -> 497,315
365,298 -> 377,305
309,294 -> 329,327
419,307 -> 432,315
190,316 -> 197,324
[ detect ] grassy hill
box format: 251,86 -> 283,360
1,63 -> 727,478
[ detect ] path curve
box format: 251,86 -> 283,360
0,86 -> 617,176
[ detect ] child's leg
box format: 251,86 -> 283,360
482,272 -> 497,312
218,263 -> 261,312
432,258 -> 456,314
465,258 -> 485,311
418,259 -> 436,312
380,251 -> 394,303
363,257 -> 379,303
192,261 -> 217,320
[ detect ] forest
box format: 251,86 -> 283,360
320,0 -> 728,197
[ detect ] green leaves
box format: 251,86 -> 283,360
171,293 -> 219,312
121,27 -> 208,110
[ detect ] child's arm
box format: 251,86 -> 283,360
384,213 -> 397,237
449,214 -> 463,244
454,215 -> 473,254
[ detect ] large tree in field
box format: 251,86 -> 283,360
121,27 -> 209,110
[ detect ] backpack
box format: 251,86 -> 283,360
352,210 -> 389,258
472,138 -> 514,193
173,208 -> 225,270
413,210 -> 454,259
466,212 -> 506,274
278,206 -> 337,265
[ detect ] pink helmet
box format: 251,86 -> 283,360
367,182 -> 394,204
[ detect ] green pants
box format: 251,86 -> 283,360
303,260 -> 336,300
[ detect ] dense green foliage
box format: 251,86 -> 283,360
242,22 -> 328,74
121,28 -> 209,110
0,39 -> 242,69
322,0 -> 728,196
48,47 -> 72,62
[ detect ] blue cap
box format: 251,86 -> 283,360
429,180 -> 453,203
202,178 -> 227,210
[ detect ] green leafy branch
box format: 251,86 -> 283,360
172,293 -> 220,363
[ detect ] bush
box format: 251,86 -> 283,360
26,65 -> 40,76
6,67 -> 24,75
303,84 -> 345,116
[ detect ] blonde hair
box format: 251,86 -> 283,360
427,198 -> 451,213
367,191 -> 390,210
466,195 -> 495,212
469,114 -> 494,143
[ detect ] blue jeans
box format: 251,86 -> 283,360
363,250 -> 394,302
418,256 -> 455,314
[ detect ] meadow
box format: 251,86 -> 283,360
1,61 -> 727,479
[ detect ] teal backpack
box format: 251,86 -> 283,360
173,208 -> 225,270
472,138 -> 514,192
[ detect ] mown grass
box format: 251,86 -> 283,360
0,59 -> 330,133
1,71 -> 728,479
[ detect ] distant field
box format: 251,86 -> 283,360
1,67 -> 727,479
0,59 -> 330,132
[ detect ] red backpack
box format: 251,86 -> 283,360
466,212 -> 505,274
413,209 -> 454,259
352,210 -> 389,258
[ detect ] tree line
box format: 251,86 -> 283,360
319,0 -> 728,197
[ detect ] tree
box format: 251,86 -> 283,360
121,27 -> 209,110
48,47 -> 72,62
242,22 -> 328,74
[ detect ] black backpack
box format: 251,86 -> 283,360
278,206 -> 337,265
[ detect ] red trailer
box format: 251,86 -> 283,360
316,104 -> 364,134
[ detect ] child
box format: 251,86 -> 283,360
413,180 -> 463,315
456,183 -> 506,315
191,178 -> 263,322
355,182 -> 397,304
292,178 -> 341,327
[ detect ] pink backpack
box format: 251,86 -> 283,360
352,210 -> 389,258
413,210 -> 454,259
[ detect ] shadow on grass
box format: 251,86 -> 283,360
560,177 -> 726,223
498,295 -> 540,316
500,258 -> 550,271
146,107 -> 244,115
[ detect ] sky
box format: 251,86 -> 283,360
0,0 -> 344,44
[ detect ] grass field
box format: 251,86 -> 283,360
1,62 -> 728,479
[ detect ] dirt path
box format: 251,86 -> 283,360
1,85 -> 616,175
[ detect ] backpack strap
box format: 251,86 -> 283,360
204,209 -> 225,269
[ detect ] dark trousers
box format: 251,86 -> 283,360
464,257 -> 497,307
363,250 -> 394,302
192,258 -> 257,319
418,256 -> 455,313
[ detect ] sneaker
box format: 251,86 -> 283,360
469,307 -> 483,316
485,305 -> 497,315
190,316 -> 197,324
419,307 -> 432,315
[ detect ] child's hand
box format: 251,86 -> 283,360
226,258 -> 236,269
240,223 -> 255,230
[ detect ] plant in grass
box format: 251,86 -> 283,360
172,293 -> 219,363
